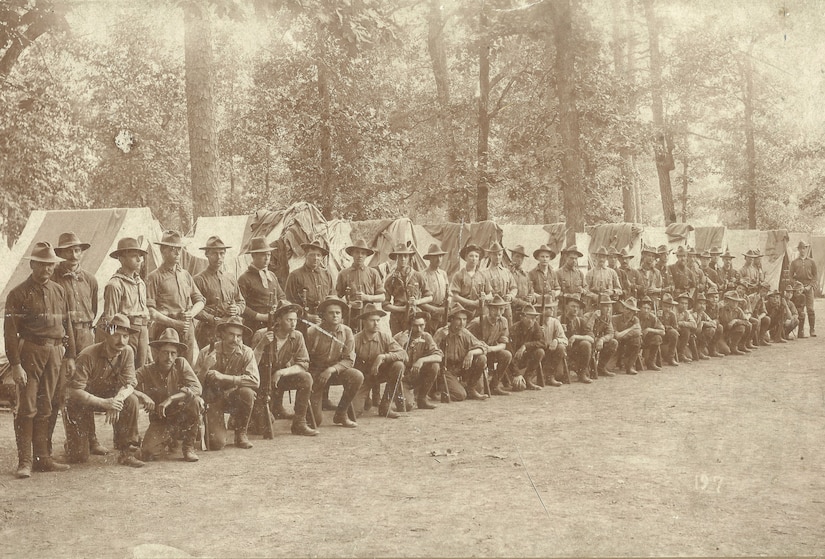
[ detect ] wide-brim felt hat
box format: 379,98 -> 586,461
344,238 -> 374,256
423,243 -> 447,259
656,245 -> 670,255
706,287 -> 719,295
709,246 -> 724,256
510,245 -> 528,258
661,293 -> 676,306
608,247 -> 622,256
798,240 -> 810,250
619,248 -> 634,259
301,238 -> 329,256
25,241 -> 64,264
216,316 -> 253,336
56,232 -> 90,251
674,246 -> 688,257
591,246 -> 610,257
724,291 -> 744,302
620,297 -> 639,312
459,243 -> 483,260
699,250 -> 712,258
155,230 -> 185,248
695,294 -> 707,302
768,290 -> 781,297
532,244 -> 556,260
743,249 -> 762,258
485,241 -> 505,253
409,310 -> 431,322
103,313 -> 140,335
721,249 -> 735,259
687,246 -> 699,256
110,237 -> 148,259
638,296 -> 654,308
521,305 -> 540,316
597,293 -> 613,305
273,303 -> 303,320
317,296 -> 349,314
389,242 -> 415,260
641,245 -> 657,255
447,303 -> 471,320
561,245 -> 583,258
200,236 -> 232,251
565,293 -> 583,306
487,294 -> 508,307
149,327 -> 188,351
245,237 -> 273,253
356,303 -> 387,321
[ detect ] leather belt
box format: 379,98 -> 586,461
22,335 -> 62,346
127,316 -> 149,326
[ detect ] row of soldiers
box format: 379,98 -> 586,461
4,230 -> 818,478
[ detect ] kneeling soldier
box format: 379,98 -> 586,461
692,295 -> 716,360
433,304 -> 489,401
468,294 -> 513,395
66,314 -> 143,467
561,294 -> 593,383
195,317 -> 259,450
675,293 -> 697,363
539,303 -> 569,386
394,311 -> 442,409
659,294 -> 680,366
509,305 -> 545,390
612,297 -> 642,375
584,294 -> 619,377
133,328 -> 202,462
718,291 -> 750,355
637,297 -> 664,371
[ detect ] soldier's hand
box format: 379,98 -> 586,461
548,339 -> 559,351
596,339 -> 604,352
462,352 -> 474,370
504,294 -> 513,302
512,374 -> 527,391
352,291 -> 363,302
370,355 -> 384,376
105,409 -> 119,425
138,394 -> 155,413
102,397 -> 124,412
11,364 -> 27,386
157,398 -> 171,418
227,304 -> 240,316
514,346 -> 526,360
65,358 -> 76,377
318,367 -> 335,385
264,331 -> 275,344
308,314 -> 321,324
410,359 -> 423,375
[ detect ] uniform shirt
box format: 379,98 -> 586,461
306,323 -> 355,374
433,326 -> 485,366
737,296 -> 754,319
676,308 -> 697,329
194,268 -> 246,324
103,269 -> 150,323
420,268 -> 449,306
705,301 -> 721,321
618,265 -> 642,299
661,308 -> 679,330
704,265 -> 721,288
482,264 -> 517,298
354,329 -> 407,370
509,265 -> 532,309
527,267 -> 560,302
467,314 -> 510,346
690,262 -> 711,292
668,262 -> 694,292
586,266 -> 621,296
135,357 -> 202,406
542,316 -> 568,347
638,266 -> 663,297
790,257 -> 818,287
251,329 -> 310,371
238,265 -> 287,316
195,340 -> 260,389
718,303 -> 747,328
637,312 -> 664,333
449,268 -> 489,300
692,309 -> 714,329
509,320 -> 544,350
655,261 -> 673,293
718,265 -> 741,292
335,265 -> 385,298
4,276 -> 75,366
584,310 -> 615,341
394,330 -> 443,364
384,268 -> 431,307
784,296 -> 798,317
739,263 -> 763,284
557,266 -> 586,295
284,264 -> 335,312
53,263 -> 98,324
561,314 -> 593,339
611,313 -> 642,339
749,293 -> 767,318
146,264 -> 205,315
70,342 -> 136,395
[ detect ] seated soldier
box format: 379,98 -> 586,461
352,304 -> 408,418
509,305 -> 546,390
637,297 -> 665,371
133,328 -> 203,462
468,294 -> 512,395
749,282 -> 772,346
66,314 -> 143,467
584,294 -> 619,377
659,294 -> 680,366
612,297 -> 642,375
249,303 -> 318,436
718,291 -> 750,355
675,293 -> 697,364
539,302 -> 569,385
394,311 -> 443,409
735,281 -> 757,351
560,294 -> 593,384
781,285 -> 800,340
691,294 -> 715,360
765,290 -> 788,343
306,297 -> 364,428
195,317 -> 260,450
433,303 -> 489,401
705,287 -> 725,357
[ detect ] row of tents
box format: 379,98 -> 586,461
1,202 -> 823,368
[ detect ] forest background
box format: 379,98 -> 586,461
3,0 -> 825,247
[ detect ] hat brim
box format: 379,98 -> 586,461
448,310 -> 471,320
56,242 -> 91,251
149,339 -> 188,351
423,252 -> 446,259
532,249 -> 557,259
109,247 -> 148,259
562,250 -> 583,258
620,301 -> 639,311
26,255 -> 64,264
302,243 -> 330,255
273,304 -> 303,320
200,245 -> 231,251
216,322 -> 253,336
345,246 -> 374,257
356,309 -> 387,321
155,241 -> 186,248
317,299 -> 349,314
459,245 -> 482,260
389,251 -> 415,260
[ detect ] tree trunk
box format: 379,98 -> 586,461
317,58 -> 334,220
549,0 -> 586,233
476,8 -> 491,222
612,0 -> 635,222
643,0 -> 676,225
0,4 -> 55,78
183,1 -> 221,221
742,49 -> 757,229
680,155 -> 689,222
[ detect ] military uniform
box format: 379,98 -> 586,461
194,267 -> 246,349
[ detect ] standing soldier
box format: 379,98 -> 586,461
507,245 -> 533,324
6,242 -> 76,478
336,238 -> 386,318
481,241 -> 517,326
285,239 -> 334,326
638,246 -> 663,303
739,250 -> 763,285
433,303 -> 489,401
394,311 -> 443,409
418,243 -> 451,333
701,249 -> 722,290
618,249 -> 642,300
584,294 -> 619,377
718,249 -> 740,293
467,295 -> 513,395
655,245 -> 674,296
528,244 -> 561,316
705,287 -> 725,356
449,243 -> 490,319
668,246 -> 694,295
557,245 -> 587,306
238,237 -> 288,346
586,246 -> 623,304
383,242 -> 432,335
193,236 -> 245,349
790,240 -> 817,337
146,230 -> 205,365
103,237 -> 151,368
53,233 -> 106,458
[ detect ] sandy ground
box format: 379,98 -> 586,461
1,302 -> 825,558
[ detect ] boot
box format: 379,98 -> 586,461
234,428 -> 253,449
272,389 -> 295,419
577,371 -> 593,384
118,449 -> 145,468
292,395 -> 319,435
32,456 -> 70,473
14,417 -> 33,479
333,410 -> 357,428
466,387 -> 489,400
490,374 -> 510,395
416,397 -> 437,410
32,416 -> 69,472
322,385 -> 336,411
86,412 -> 109,455
809,313 -> 816,336
378,388 -> 400,418
182,440 -> 199,462
645,348 -> 661,371
798,314 -> 807,338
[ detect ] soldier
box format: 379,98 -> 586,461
765,290 -> 791,343
749,282 -> 772,346
785,284 -> 801,340
6,242 -> 76,477
618,249 -> 642,300
306,297 -> 364,428
539,302 -> 569,385
508,245 -> 534,324
675,293 -> 697,363
383,242 -> 432,335
669,246 -> 694,295
607,247 -> 621,271
66,314 -> 141,468
659,294 -> 680,366
586,246 -> 622,304
655,245 -> 674,295
481,241 -> 517,326
249,303 -> 318,436
336,238 -> 386,315
692,294 -> 716,360
146,230 -> 206,365
527,244 -> 561,315
285,239 -> 334,325
450,243 -> 490,319
394,311 -> 442,409
468,295 -> 512,395
739,250 -> 764,285
509,305 -> 546,390
790,240 -> 817,337
193,236 -> 245,350
133,328 -> 202,462
612,297 -> 642,375
734,281 -> 757,351
638,246 -> 663,303
705,287 -> 725,356
557,245 -> 587,304
352,304 -> 408,417
238,236 -> 288,346
433,303 -> 489,401
53,232 -> 105,458
705,247 -> 723,287
103,237 -> 151,368
560,294 -> 594,383
584,293 -> 619,377
718,249 -> 740,293
194,316 -> 260,450
693,250 -> 716,298
637,297 -> 665,371
718,291 -> 750,355
419,243 -> 451,333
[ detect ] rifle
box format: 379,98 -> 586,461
440,283 -> 451,403
259,293 -> 276,440
478,292 -> 492,397
536,287 -> 547,387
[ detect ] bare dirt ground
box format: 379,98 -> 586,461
2,302 -> 825,558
